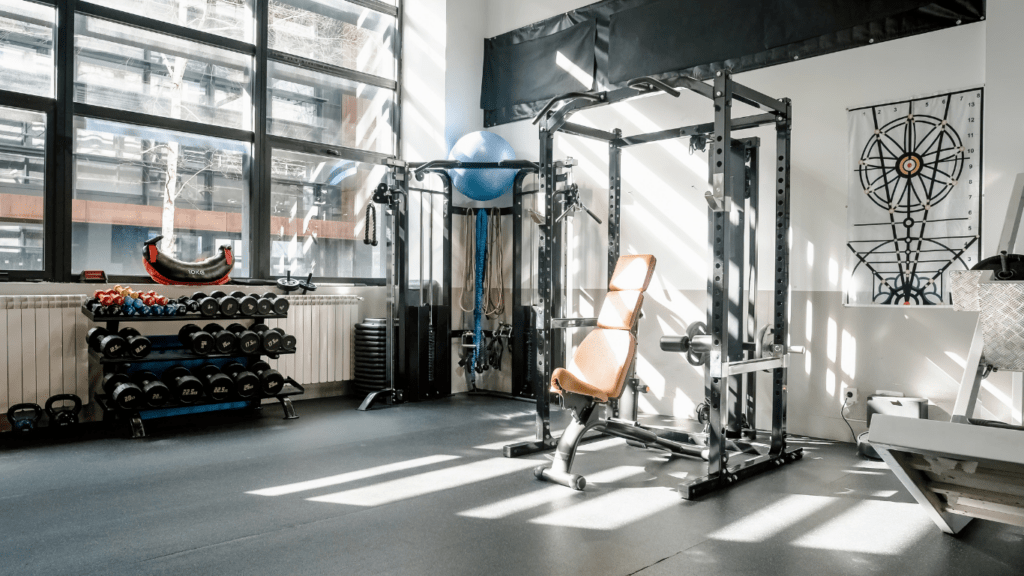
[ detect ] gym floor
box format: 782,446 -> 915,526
1,395 -> 1021,576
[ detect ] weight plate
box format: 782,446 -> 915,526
354,351 -> 386,358
354,343 -> 386,350
354,374 -> 388,382
356,323 -> 387,330
354,369 -> 386,377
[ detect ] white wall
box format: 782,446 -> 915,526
451,0 -> 1024,441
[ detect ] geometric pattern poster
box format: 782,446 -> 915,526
846,88 -> 983,305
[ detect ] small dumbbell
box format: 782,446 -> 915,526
251,324 -> 283,353
87,327 -> 127,358
204,323 -> 238,354
251,360 -> 285,396
196,364 -> 234,401
162,366 -> 203,405
280,332 -> 297,352
261,292 -> 289,315
222,362 -> 259,399
226,324 -> 261,354
178,324 -> 215,355
209,291 -> 240,317
102,372 -> 144,410
132,371 -> 170,408
231,291 -> 260,317
192,292 -> 220,317
118,327 -> 152,358
177,295 -> 200,314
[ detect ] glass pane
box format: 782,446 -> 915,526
268,61 -> 393,154
270,148 -> 383,278
75,15 -> 253,131
88,0 -> 254,43
269,0 -> 395,80
0,105 -> 45,271
0,0 -> 55,98
72,117 -> 250,277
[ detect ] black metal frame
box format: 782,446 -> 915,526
512,71 -> 803,499
0,0 -> 401,284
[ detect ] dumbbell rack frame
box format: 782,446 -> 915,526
83,307 -> 304,439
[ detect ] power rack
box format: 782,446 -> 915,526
510,71 -> 803,499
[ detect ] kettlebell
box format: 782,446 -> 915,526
7,403 -> 43,434
45,394 -> 82,428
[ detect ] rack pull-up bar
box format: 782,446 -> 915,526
626,76 -> 681,98
532,92 -> 606,125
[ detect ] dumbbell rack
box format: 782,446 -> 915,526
82,306 -> 304,439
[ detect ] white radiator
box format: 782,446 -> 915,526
263,295 -> 362,386
0,295 -> 89,414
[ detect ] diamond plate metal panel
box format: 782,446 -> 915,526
978,281 -> 1024,370
950,270 -> 982,312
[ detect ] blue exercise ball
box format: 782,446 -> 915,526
448,131 -> 517,201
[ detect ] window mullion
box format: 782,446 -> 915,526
252,0 -> 271,279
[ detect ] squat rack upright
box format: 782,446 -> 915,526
505,71 -> 803,499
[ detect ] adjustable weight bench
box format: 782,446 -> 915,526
534,255 -> 706,490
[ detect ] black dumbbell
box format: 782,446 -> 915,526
178,324 -> 215,355
251,360 -> 285,396
132,371 -> 170,408
261,292 -> 289,315
192,292 -> 220,317
162,366 -> 203,405
231,291 -> 260,317
102,372 -> 144,410
87,327 -> 127,358
251,324 -> 283,353
177,295 -> 201,314
222,362 -> 259,399
204,323 -> 238,354
255,294 -> 274,316
280,332 -> 297,352
85,298 -> 108,317
118,327 -> 152,358
197,364 -> 234,401
209,290 -> 240,317
227,324 -> 261,354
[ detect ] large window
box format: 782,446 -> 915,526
0,0 -> 397,282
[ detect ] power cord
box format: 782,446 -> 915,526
840,393 -> 857,442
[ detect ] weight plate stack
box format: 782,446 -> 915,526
354,318 -> 387,393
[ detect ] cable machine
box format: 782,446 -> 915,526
358,158 -> 545,410
503,71 -> 804,499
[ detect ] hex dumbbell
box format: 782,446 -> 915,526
196,364 -> 234,402
87,327 -> 127,358
209,291 -> 240,317
222,362 -> 259,399
204,323 -> 238,354
226,324 -> 261,355
260,292 -> 289,316
118,327 -> 152,358
230,291 -> 260,317
250,360 -> 285,396
161,366 -> 203,405
131,371 -> 170,408
178,324 -> 215,355
102,372 -> 144,410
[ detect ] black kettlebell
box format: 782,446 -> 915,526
7,403 -> 43,434
45,394 -> 82,428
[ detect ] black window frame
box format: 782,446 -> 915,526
0,0 -> 399,285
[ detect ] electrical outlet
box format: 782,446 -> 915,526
844,387 -> 859,404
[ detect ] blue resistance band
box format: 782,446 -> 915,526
472,209 -> 488,371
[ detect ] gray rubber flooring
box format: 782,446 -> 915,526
1,394 -> 1021,576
